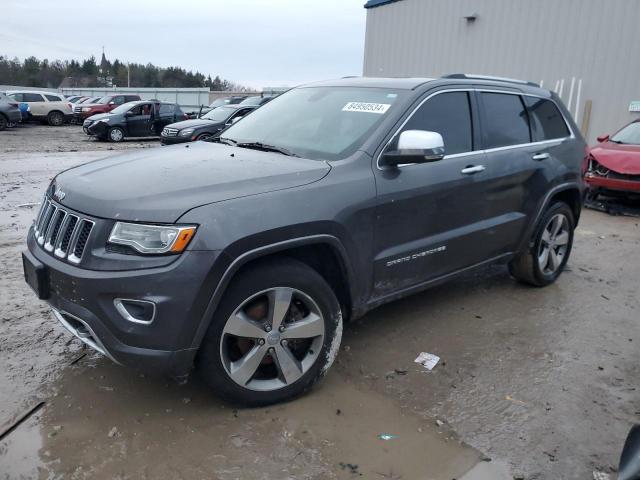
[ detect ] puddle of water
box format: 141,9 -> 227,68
0,359 -> 480,480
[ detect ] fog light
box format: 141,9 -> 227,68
114,298 -> 156,325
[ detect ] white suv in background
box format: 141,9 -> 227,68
5,90 -> 72,126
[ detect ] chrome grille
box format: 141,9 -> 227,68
33,198 -> 94,264
162,127 -> 179,137
73,106 -> 82,114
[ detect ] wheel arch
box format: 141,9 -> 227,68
190,235 -> 357,350
519,182 -> 584,252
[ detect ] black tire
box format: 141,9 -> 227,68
197,258 -> 343,406
47,110 -> 65,126
509,201 -> 575,287
0,114 -> 7,131
108,127 -> 125,143
196,133 -> 212,141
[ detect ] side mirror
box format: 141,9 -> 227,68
597,134 -> 610,143
619,425 -> 640,480
108,101 -> 115,106
381,130 -> 445,167
125,111 -> 135,117
231,116 -> 242,124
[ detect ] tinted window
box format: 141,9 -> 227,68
481,93 -> 531,148
401,91 -> 473,155
125,95 -> 139,102
45,94 -> 63,102
114,96 -> 125,105
8,93 -> 23,101
524,97 -> 570,141
127,103 -> 152,115
159,104 -> 175,114
23,93 -> 45,102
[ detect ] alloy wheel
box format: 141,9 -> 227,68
537,213 -> 570,275
220,287 -> 325,391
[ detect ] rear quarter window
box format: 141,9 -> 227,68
481,92 -> 531,149
524,97 -> 570,141
45,94 -> 63,102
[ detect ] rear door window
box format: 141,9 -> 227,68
400,91 -> 474,155
23,93 -> 45,102
159,104 -> 175,115
481,92 -> 531,149
524,97 -> 570,141
125,95 -> 139,102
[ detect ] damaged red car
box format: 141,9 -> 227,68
585,120 -> 640,197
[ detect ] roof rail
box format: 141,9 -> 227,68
442,73 -> 539,88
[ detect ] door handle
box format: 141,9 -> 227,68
532,152 -> 550,161
461,165 -> 486,175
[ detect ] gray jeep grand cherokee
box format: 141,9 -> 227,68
23,75 -> 586,405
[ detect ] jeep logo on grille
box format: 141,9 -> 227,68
53,187 -> 66,201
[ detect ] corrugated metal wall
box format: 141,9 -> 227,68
363,0 -> 640,143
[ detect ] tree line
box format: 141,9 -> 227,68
0,55 -> 248,91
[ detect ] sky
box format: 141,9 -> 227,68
2,0 -> 367,89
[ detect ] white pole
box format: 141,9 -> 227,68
558,79 -> 565,99
567,77 -> 576,113
574,79 -> 582,122
554,80 -> 560,93
540,80 -> 544,88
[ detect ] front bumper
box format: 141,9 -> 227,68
160,135 -> 192,145
585,173 -> 640,194
84,121 -> 109,137
25,229 -> 222,379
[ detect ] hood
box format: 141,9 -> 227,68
590,142 -> 640,175
52,142 -> 331,222
167,119 -> 218,130
86,112 -> 112,122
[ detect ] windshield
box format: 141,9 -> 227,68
611,122 -> 640,145
239,96 -> 264,106
209,98 -> 231,108
220,87 -> 404,160
202,106 -> 236,122
110,103 -> 138,115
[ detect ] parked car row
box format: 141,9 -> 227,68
78,93 -> 277,143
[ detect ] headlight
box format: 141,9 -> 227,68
99,118 -> 110,123
82,107 -> 91,112
179,129 -> 195,137
108,222 -> 197,254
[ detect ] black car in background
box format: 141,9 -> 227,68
238,95 -> 277,106
83,100 -> 186,142
160,104 -> 256,144
188,96 -> 247,119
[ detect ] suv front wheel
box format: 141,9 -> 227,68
197,258 -> 343,406
509,201 -> 575,287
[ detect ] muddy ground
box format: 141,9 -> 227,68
1,125 -> 639,480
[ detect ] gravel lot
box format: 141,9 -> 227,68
1,125 -> 639,479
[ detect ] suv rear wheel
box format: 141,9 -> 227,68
47,110 -> 65,126
197,258 -> 343,406
509,201 -> 575,287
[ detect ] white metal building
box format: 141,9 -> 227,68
363,0 -> 640,143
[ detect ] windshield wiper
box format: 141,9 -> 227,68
236,141 -> 299,157
212,137 -> 237,146
609,139 -> 626,144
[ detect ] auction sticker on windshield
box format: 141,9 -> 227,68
342,102 -> 391,114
